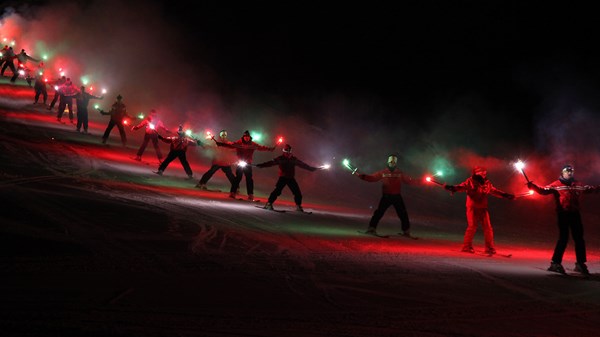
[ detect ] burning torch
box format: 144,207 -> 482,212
425,170 -> 445,185
515,190 -> 535,198
342,158 -> 358,175
514,160 -> 531,183
425,176 -> 444,186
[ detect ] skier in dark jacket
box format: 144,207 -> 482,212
444,166 -> 514,255
100,94 -> 130,146
33,72 -> 48,105
47,76 -> 67,110
154,125 -> 203,179
72,86 -> 103,133
215,130 -> 275,200
527,164 -> 600,275
355,154 -> 422,237
256,144 -> 321,211
196,129 -> 237,191
0,46 -> 18,82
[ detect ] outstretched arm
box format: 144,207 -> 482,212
295,159 -> 318,172
490,186 -> 515,200
527,181 -> 554,195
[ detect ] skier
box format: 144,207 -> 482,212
154,125 -> 203,179
47,76 -> 67,111
99,94 -> 130,146
0,46 -> 18,83
354,154 -> 422,238
444,166 -> 514,255
56,78 -> 79,123
131,109 -> 170,163
72,86 -> 103,133
33,72 -> 48,105
196,129 -> 237,191
527,164 -> 600,276
15,49 -> 40,86
256,144 -> 321,212
215,130 -> 275,201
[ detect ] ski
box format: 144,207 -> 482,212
254,205 -> 286,213
476,251 -> 512,258
536,267 -> 596,279
196,187 -> 222,192
395,233 -> 419,240
357,230 -> 390,238
238,198 -> 260,203
130,157 -> 152,166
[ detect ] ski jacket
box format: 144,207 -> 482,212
450,176 -> 511,209
215,138 -> 274,163
16,51 -> 39,65
0,46 -> 8,61
529,179 -> 600,212
101,101 -> 128,122
1,47 -> 15,61
256,155 -> 317,178
33,74 -> 46,90
132,116 -> 168,135
358,167 -> 418,195
72,92 -> 101,111
60,82 -> 79,97
158,134 -> 200,151
208,138 -> 237,166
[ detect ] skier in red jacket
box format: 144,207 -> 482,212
444,166 -> 514,255
354,154 -> 422,237
527,164 -> 600,275
256,144 -> 321,211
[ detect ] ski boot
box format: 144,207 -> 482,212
574,262 -> 590,276
547,262 -> 566,274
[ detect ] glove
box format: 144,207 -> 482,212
505,193 -> 515,200
526,182 -> 535,189
444,184 -> 457,193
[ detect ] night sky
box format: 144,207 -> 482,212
4,1 -> 600,179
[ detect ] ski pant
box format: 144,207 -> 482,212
1,60 -> 18,82
102,120 -> 127,146
463,207 -> 494,250
158,149 -> 192,177
57,97 -> 74,121
267,177 -> 303,206
368,193 -> 410,231
552,211 -> 586,264
76,108 -> 89,132
34,86 -> 48,104
232,165 -> 254,195
136,133 -> 163,160
49,90 -> 59,108
199,164 -> 235,186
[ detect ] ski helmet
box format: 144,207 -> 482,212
283,144 -> 292,153
562,164 -> 574,173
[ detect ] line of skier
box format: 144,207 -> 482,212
355,154 -> 599,276
5,44 -> 598,278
